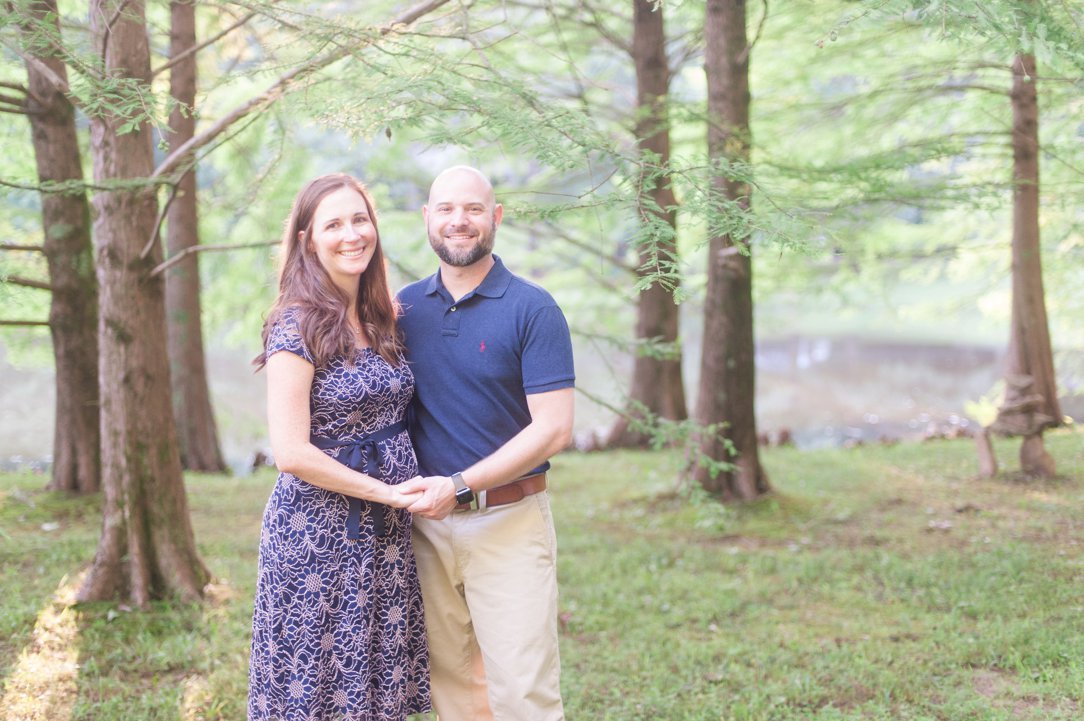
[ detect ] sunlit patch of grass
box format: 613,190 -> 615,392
0,573 -> 83,721
0,473 -> 99,693
0,471 -> 265,721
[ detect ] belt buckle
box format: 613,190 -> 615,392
454,489 -> 486,513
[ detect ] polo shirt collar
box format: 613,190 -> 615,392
425,255 -> 512,300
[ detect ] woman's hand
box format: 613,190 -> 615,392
384,476 -> 425,509
395,475 -> 458,520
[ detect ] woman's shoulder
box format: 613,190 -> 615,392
265,304 -> 312,361
267,303 -> 308,331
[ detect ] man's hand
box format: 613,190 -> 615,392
385,476 -> 425,509
397,475 -> 458,520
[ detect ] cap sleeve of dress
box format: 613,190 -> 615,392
265,306 -> 314,364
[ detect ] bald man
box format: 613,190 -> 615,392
396,166 -> 575,721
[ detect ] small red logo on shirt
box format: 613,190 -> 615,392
479,341 -> 486,352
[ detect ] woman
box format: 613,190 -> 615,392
249,173 -> 430,720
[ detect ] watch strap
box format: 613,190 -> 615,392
451,471 -> 474,505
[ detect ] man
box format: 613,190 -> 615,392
395,166 -> 575,721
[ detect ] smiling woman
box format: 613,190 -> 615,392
246,173 -> 431,721
307,186 -> 378,302
254,174 -> 402,369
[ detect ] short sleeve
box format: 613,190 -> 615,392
522,304 -> 575,394
265,306 -> 314,364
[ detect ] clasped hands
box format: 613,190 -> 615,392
386,475 -> 458,520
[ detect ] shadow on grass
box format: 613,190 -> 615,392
69,597 -> 208,720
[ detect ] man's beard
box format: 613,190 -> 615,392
429,227 -> 495,267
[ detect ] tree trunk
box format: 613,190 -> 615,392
688,0 -> 769,501
79,0 -> 209,605
21,0 -> 101,494
989,49 -> 1062,478
166,0 -> 226,472
605,0 -> 688,448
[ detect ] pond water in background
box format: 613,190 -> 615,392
1,336 -> 1080,471
753,336 -> 1002,448
574,335 -> 1082,450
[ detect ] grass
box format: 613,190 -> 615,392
1,429 -> 1082,720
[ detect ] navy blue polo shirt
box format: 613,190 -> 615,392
397,255 -> 575,477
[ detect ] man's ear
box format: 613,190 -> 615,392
493,203 -> 503,227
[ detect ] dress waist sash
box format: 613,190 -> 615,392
310,419 -> 408,540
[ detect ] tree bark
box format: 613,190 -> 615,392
688,0 -> 769,501
605,0 -> 688,448
20,0 -> 101,494
165,0 -> 226,472
990,48 -> 1062,478
79,0 -> 209,605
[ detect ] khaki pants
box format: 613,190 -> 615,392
412,492 -> 564,721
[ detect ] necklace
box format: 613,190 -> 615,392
348,321 -> 369,350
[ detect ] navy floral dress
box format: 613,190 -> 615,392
249,307 -> 430,721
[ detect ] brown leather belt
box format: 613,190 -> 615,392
455,472 -> 547,511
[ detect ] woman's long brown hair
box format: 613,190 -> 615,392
253,173 -> 404,370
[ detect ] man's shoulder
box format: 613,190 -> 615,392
504,271 -> 560,309
397,274 -> 437,304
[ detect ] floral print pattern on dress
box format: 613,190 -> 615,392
249,306 -> 430,720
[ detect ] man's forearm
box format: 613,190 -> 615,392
459,388 -> 574,492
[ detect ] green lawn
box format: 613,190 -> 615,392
1,429 -> 1081,720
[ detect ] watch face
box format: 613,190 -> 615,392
456,487 -> 475,504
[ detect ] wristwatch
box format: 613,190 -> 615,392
451,472 -> 474,505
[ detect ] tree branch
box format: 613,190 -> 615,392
4,275 -> 54,291
149,240 -> 279,277
142,106 -> 270,259
0,178 -> 44,192
0,319 -> 51,327
100,0 -> 136,68
671,33 -> 705,72
514,0 -> 629,54
151,0 -> 453,181
1058,0 -> 1083,35
0,176 -> 138,194
386,254 -> 423,285
0,92 -> 28,109
140,181 -> 181,260
150,11 -> 256,78
552,246 -> 631,296
0,37 -> 80,108
585,5 -> 631,54
540,219 -> 638,275
0,81 -> 41,107
941,82 -> 1010,96
0,243 -> 44,252
739,0 -> 768,64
